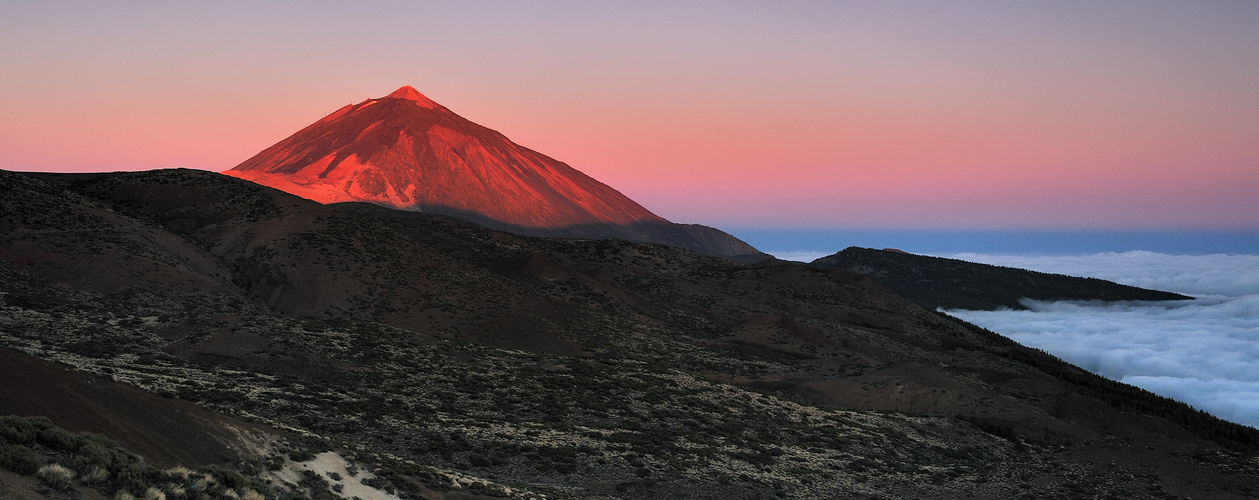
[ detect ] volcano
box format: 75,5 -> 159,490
225,86 -> 763,259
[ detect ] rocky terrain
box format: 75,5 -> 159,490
2,168 -> 1258,499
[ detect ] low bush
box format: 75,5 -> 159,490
76,444 -> 115,471
240,490 -> 266,500
37,463 -> 77,492
0,444 -> 41,474
288,449 -> 315,462
38,426 -> 84,452
114,463 -> 147,495
81,465 -> 110,485
0,415 -> 39,445
202,465 -> 250,490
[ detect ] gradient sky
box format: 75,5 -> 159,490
3,1 -> 1257,230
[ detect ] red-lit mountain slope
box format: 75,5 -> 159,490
226,86 -> 763,259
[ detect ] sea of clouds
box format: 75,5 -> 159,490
935,251 -> 1259,429
771,251 -> 833,263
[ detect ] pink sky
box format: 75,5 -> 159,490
2,1 -> 1257,230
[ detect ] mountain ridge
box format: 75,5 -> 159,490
813,246 -> 1192,311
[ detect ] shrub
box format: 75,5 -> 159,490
0,444 -> 40,474
0,416 -> 38,445
240,489 -> 265,500
81,465 -> 110,484
288,449 -> 315,462
115,463 -> 146,494
165,466 -> 191,479
38,426 -> 84,452
80,432 -> 122,451
77,444 -> 115,470
37,463 -> 77,492
203,465 -> 250,490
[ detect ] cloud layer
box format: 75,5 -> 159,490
940,252 -> 1259,428
768,250 -> 833,263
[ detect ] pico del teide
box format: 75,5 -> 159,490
224,86 -> 764,259
225,86 -> 665,229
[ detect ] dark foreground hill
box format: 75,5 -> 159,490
814,246 -> 1191,311
1,168 -> 1257,499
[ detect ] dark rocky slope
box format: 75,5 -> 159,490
0,347 -> 275,469
2,168 -> 1255,499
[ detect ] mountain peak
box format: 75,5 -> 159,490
223,87 -> 764,258
384,86 -> 440,109
227,86 -> 664,228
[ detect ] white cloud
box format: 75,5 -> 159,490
1122,376 -> 1259,428
940,252 -> 1259,429
765,250 -> 832,263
